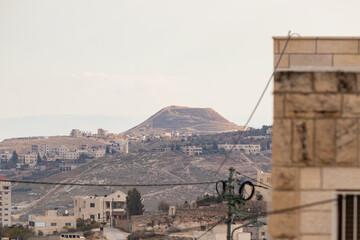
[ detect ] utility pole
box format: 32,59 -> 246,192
227,167 -> 235,240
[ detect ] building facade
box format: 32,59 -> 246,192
28,210 -> 76,235
270,36 -> 360,240
181,146 -> 202,156
18,153 -> 37,168
218,144 -> 261,154
0,176 -> 11,227
74,191 -> 126,226
256,171 -> 271,202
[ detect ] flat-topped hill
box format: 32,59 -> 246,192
124,106 -> 242,135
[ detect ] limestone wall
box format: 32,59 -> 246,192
274,37 -> 360,68
271,37 -> 360,240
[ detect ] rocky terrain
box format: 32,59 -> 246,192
0,136 -> 109,154
124,106 -> 242,135
12,150 -> 271,224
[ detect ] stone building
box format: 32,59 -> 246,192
256,171 -> 271,202
74,190 -> 126,226
270,36 -> 360,240
218,144 -> 261,154
0,176 -> 11,227
28,209 -> 76,235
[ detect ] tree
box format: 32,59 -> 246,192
77,153 -> 89,163
106,146 -> 111,155
175,144 -> 181,151
37,153 -> 42,165
157,200 -> 170,213
7,226 -> 34,239
126,188 -> 144,216
8,151 -> 18,169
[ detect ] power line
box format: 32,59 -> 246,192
200,31 -> 299,196
194,198 -> 337,240
265,198 -> 337,216
1,179 -> 217,187
236,171 -> 271,189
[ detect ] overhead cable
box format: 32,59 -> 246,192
1,179 -> 217,187
200,31 -> 299,196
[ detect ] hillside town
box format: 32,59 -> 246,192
0,122 -> 273,240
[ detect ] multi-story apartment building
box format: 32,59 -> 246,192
31,145 -> 49,155
63,150 -> 80,160
0,152 -> 12,164
87,148 -> 105,158
74,191 -> 126,226
28,209 -> 76,235
218,144 -> 261,154
0,176 -> 11,227
181,146 -> 202,156
111,141 -> 129,154
52,146 -> 69,155
18,153 -> 38,168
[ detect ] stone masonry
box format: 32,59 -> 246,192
271,37 -> 360,240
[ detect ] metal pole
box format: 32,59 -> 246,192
227,167 -> 235,240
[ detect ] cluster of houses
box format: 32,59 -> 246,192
0,141 -> 128,170
28,190 -> 127,235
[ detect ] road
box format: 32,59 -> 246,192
103,226 -> 127,240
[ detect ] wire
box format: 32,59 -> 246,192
266,198 -> 337,216
199,31 -> 299,196
1,179 -> 217,187
194,215 -> 227,240
236,171 -> 271,189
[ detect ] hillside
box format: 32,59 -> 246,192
124,106 -> 242,135
0,136 -> 109,154
12,150 -> 271,223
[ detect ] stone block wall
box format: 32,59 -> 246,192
274,37 -> 360,68
271,37 -> 360,240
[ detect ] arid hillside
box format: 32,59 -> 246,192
12,150 -> 271,223
0,136 -> 109,154
124,106 -> 242,135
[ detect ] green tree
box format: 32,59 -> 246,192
157,200 -> 170,213
8,151 -> 18,169
7,226 -> 34,239
77,153 -> 89,163
106,146 -> 111,155
175,144 -> 180,151
126,188 -> 144,216
37,153 -> 42,165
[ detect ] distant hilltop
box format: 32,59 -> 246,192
124,105 -> 245,135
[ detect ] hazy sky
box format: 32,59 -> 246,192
1,0 -> 360,138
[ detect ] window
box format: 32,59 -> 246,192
90,203 -> 95,208
65,223 -> 71,227
98,214 -> 101,220
337,193 -> 360,240
51,223 -> 57,226
3,186 -> 9,190
90,215 -> 95,219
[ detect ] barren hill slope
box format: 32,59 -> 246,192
0,136 -> 109,154
124,106 -> 241,135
